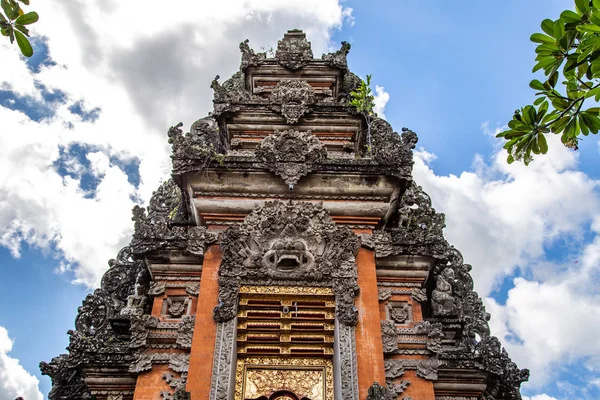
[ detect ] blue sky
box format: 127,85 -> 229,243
0,1 -> 598,399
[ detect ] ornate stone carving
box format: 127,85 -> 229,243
369,118 -> 418,177
149,282 -> 166,296
410,288 -> 427,303
415,321 -> 444,353
120,269 -> 150,316
432,268 -> 457,316
168,119 -> 227,176
40,355 -> 92,400
185,282 -> 200,296
41,245 -> 145,399
208,319 -> 236,400
338,323 -> 359,400
269,79 -> 316,123
255,130 -> 327,186
387,303 -> 409,324
389,380 -> 410,395
416,356 -> 439,380
187,226 -> 219,257
366,382 -> 396,400
129,315 -> 159,349
166,297 -> 190,318
239,38 -> 266,71
322,41 -> 351,71
381,320 -> 399,354
176,316 -> 195,349
275,29 -> 313,70
384,359 -> 405,382
378,288 -> 393,301
211,72 -> 252,104
214,201 -> 360,325
129,353 -> 153,373
131,179 -> 188,254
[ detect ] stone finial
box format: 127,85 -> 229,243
276,29 -> 313,70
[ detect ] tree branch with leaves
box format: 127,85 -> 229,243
498,0 -> 600,165
0,0 -> 38,57
350,74 -> 376,154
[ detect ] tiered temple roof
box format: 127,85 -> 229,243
41,30 -> 528,400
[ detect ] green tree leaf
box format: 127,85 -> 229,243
15,11 -> 37,25
14,28 -> 32,56
531,33 -> 556,44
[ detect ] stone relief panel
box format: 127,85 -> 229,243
255,130 -> 327,186
214,201 -> 360,326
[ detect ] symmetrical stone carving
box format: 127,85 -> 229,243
214,201 -> 360,325
275,29 -> 313,70
387,303 -> 409,324
269,79 -> 316,123
255,130 -> 327,186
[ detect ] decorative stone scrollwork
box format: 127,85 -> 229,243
415,321 -> 444,353
168,118 -> 226,176
369,118 -> 418,178
40,355 -> 91,400
176,316 -> 195,349
416,355 -> 439,380
384,359 -> 405,382
129,315 -> 159,349
211,72 -> 252,104
239,38 -> 266,71
381,320 -> 399,354
149,282 -> 166,296
366,382 -> 397,400
275,29 -> 313,70
387,303 -> 409,324
214,201 -> 360,325
269,79 -> 316,123
255,130 -> 327,186
322,41 -> 351,71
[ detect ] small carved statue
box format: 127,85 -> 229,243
431,268 -> 457,316
120,271 -> 149,316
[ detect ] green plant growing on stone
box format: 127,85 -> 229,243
1,0 -> 38,57
498,0 -> 600,165
350,74 -> 376,155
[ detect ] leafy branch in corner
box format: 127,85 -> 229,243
1,0 -> 38,57
349,74 -> 376,154
498,0 -> 600,165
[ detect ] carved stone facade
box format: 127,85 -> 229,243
214,201 -> 360,326
42,29 -> 527,400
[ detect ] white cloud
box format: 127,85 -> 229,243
0,0 -> 352,288
0,326 -> 43,400
373,85 -> 390,120
413,130 -> 600,388
522,395 -> 559,400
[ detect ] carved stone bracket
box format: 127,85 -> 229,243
381,320 -> 399,354
322,41 -> 351,71
131,178 -> 218,254
176,316 -> 195,350
369,118 -> 418,178
214,201 -> 360,325
255,130 -> 327,186
269,80 -> 316,123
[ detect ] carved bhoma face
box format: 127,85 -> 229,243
263,237 -> 315,272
